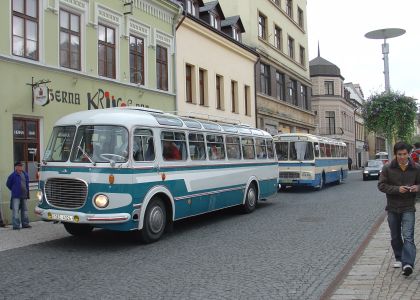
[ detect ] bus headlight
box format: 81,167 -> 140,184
94,194 -> 109,208
36,190 -> 43,203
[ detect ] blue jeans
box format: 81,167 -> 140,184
388,211 -> 416,267
12,198 -> 29,229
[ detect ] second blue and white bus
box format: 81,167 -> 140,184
35,107 -> 278,243
273,133 -> 348,190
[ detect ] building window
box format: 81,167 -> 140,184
275,71 -> 285,100
287,36 -> 294,59
232,26 -> 241,42
325,111 -> 336,134
273,0 -> 280,6
156,45 -> 168,91
299,46 -> 305,66
216,75 -> 224,110
129,35 -> 144,85
324,81 -> 334,95
231,80 -> 238,113
186,0 -> 199,17
258,13 -> 267,40
210,13 -> 220,30
98,24 -> 115,79
286,0 -> 293,18
199,69 -> 205,105
59,10 -> 80,70
13,118 -> 40,182
289,79 -> 297,105
245,85 -> 251,116
301,85 -> 308,109
260,63 -> 270,95
274,25 -> 282,50
12,0 -> 39,60
186,64 -> 192,103
298,7 -> 304,28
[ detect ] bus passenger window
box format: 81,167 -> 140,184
189,133 -> 206,160
226,136 -> 241,160
256,139 -> 267,159
161,131 -> 186,161
242,137 -> 255,159
133,129 -> 155,162
207,135 -> 225,160
314,142 -> 320,157
266,140 -> 275,159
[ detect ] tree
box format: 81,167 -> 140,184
362,91 -> 417,143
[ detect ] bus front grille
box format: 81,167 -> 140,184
45,178 -> 88,209
279,172 -> 300,179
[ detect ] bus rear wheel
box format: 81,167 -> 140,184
139,197 -> 167,243
63,223 -> 93,236
241,183 -> 257,213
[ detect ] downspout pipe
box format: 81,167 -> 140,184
254,55 -> 261,130
172,2 -> 184,114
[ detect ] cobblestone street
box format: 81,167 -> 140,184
0,172 -> 384,299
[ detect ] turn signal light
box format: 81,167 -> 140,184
109,174 -> 115,184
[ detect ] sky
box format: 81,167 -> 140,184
307,0 -> 420,101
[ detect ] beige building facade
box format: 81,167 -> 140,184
175,1 -> 257,125
216,0 -> 315,135
310,55 -> 357,167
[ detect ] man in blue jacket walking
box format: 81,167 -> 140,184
6,162 -> 31,230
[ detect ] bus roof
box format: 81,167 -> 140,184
273,133 -> 346,146
54,107 -> 272,137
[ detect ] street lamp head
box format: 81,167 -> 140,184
365,28 -> 406,40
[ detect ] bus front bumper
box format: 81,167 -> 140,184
35,206 -> 131,224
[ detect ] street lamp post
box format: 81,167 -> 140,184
365,28 -> 405,159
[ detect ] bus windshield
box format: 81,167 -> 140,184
44,126 -> 76,162
289,141 -> 314,161
70,125 -> 129,163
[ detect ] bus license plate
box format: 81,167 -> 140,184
52,214 -> 74,222
281,179 -> 293,183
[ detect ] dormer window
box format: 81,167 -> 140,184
210,13 -> 220,30
186,0 -> 199,17
232,26 -> 241,42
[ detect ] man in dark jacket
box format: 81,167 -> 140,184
378,142 -> 420,277
6,162 -> 31,230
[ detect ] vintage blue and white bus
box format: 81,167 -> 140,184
35,107 -> 278,242
273,133 -> 348,190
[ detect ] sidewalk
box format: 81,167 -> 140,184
0,221 -> 67,252
329,205 -> 420,299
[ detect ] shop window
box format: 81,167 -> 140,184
13,118 -> 40,182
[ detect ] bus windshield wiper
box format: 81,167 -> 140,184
78,145 -> 96,166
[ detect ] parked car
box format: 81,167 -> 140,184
363,160 -> 384,181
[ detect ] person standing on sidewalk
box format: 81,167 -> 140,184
378,141 -> 420,277
6,162 -> 32,230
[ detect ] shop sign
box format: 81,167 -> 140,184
34,85 -> 48,106
37,87 -> 148,110
87,89 -> 149,110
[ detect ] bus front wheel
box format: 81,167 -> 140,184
241,183 -> 258,213
139,197 -> 167,243
63,223 -> 93,236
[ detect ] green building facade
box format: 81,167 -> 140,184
0,0 -> 181,223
